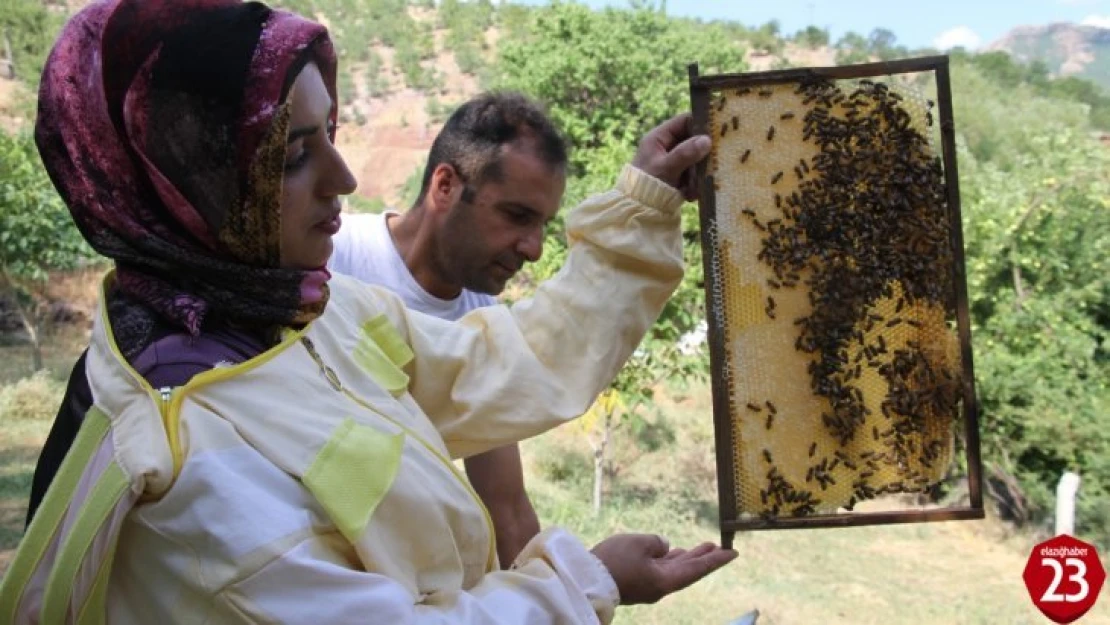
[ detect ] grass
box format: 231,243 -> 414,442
0,323 -> 89,386
2,330 -> 1108,624
520,385 -> 1110,625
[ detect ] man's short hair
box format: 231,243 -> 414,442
415,91 -> 567,205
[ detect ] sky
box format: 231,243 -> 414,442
513,0 -> 1110,51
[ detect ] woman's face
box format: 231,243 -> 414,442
280,62 -> 357,269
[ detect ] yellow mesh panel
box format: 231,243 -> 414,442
704,77 -> 963,520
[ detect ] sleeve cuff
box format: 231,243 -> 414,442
513,527 -> 621,624
616,164 -> 685,215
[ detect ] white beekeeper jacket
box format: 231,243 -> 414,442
0,165 -> 686,625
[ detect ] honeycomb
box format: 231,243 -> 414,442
704,77 -> 964,519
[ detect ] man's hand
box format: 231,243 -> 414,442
591,533 -> 738,605
631,112 -> 711,202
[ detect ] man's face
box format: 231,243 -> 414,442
437,143 -> 565,295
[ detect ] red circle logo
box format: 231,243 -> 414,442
1022,534 -> 1106,623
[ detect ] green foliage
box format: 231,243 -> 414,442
951,49 -> 1110,131
495,1 -> 745,173
398,165 -> 425,209
0,0 -> 63,87
833,31 -> 872,65
425,95 -> 458,123
748,19 -> 784,55
794,26 -> 829,49
443,0 -> 491,76
949,58 -> 1091,169
0,130 -> 90,284
496,3 -> 533,42
0,129 -> 92,370
960,129 -> 1110,546
338,70 -> 357,106
0,370 -> 65,422
346,194 -> 387,214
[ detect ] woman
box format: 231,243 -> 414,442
1,1 -> 735,623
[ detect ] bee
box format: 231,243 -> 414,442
780,111 -> 795,120
746,402 -> 763,412
771,171 -> 783,184
759,89 -> 774,97
720,123 -> 729,137
766,400 -> 777,414
740,149 -> 751,163
763,449 -> 773,464
808,442 -> 817,457
765,413 -> 774,430
732,116 -> 739,130
767,126 -> 776,141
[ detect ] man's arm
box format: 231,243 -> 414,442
464,444 -> 541,567
381,114 -> 708,457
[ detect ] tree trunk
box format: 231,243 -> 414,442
2,30 -> 13,79
591,411 -> 612,517
13,296 -> 43,372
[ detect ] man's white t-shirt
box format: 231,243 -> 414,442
328,211 -> 497,321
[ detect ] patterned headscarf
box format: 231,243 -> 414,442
36,0 -> 339,356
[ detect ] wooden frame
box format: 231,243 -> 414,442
688,56 -> 984,549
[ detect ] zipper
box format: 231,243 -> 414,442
302,336 -> 343,391
300,335 -> 498,572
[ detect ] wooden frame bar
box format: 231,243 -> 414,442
688,56 -> 984,549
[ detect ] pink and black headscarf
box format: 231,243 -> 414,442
36,0 -> 339,356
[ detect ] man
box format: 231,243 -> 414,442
327,91 -> 564,566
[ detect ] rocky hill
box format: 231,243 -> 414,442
987,22 -> 1110,89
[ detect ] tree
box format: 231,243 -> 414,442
794,26 -> 829,49
495,1 -> 745,172
0,130 -> 93,371
961,129 -> 1110,546
834,30 -> 871,65
867,27 -> 897,59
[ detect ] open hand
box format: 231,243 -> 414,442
591,533 -> 738,605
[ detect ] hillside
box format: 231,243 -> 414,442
988,22 -> 1110,90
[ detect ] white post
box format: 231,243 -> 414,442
1055,472 -> 1080,536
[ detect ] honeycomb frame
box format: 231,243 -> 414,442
688,56 -> 984,549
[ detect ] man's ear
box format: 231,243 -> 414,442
428,163 -> 463,214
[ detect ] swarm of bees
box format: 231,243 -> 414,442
705,76 -> 963,520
